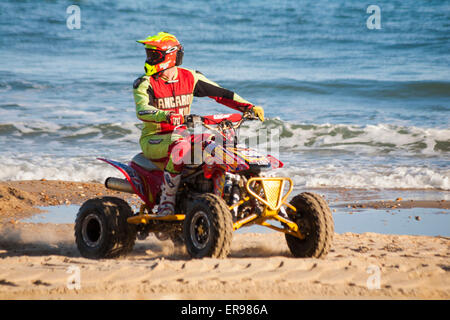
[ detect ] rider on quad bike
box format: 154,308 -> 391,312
74,32 -> 334,260
133,32 -> 265,216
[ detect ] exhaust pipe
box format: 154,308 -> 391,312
105,177 -> 134,194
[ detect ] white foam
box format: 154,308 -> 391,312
276,165 -> 450,190
6,121 -> 62,135
0,153 -> 448,190
239,119 -> 450,156
0,156 -> 123,182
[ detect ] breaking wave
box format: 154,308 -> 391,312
276,165 -> 449,191
1,118 -> 449,155
241,118 -> 450,156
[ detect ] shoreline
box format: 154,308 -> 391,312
1,180 -> 448,219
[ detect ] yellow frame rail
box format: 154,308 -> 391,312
231,177 -> 304,240
246,177 -> 294,212
127,214 -> 185,225
127,204 -> 185,224
127,177 -> 304,240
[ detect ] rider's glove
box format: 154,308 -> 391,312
166,112 -> 185,126
251,105 -> 264,122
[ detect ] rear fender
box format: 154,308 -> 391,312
97,158 -> 150,205
130,161 -> 163,206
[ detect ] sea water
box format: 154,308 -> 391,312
1,0 -> 449,189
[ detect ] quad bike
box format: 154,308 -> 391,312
74,112 -> 334,259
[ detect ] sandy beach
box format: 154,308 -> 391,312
0,180 -> 449,299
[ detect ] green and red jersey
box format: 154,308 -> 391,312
133,67 -> 254,138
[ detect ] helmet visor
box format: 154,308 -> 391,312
145,49 -> 165,65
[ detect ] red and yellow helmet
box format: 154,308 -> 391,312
137,32 -> 184,76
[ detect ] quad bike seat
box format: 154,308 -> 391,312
131,153 -> 164,171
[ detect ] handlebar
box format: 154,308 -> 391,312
184,111 -> 259,130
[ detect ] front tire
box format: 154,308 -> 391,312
285,192 -> 334,258
183,194 -> 233,259
74,197 -> 137,259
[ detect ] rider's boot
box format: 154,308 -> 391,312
157,170 -> 181,216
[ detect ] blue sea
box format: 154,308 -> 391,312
0,0 -> 449,191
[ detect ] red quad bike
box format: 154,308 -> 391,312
74,112 -> 334,259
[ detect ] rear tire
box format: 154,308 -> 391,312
285,192 -> 334,258
74,197 -> 136,259
183,193 -> 233,259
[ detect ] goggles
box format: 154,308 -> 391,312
145,46 -> 178,65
